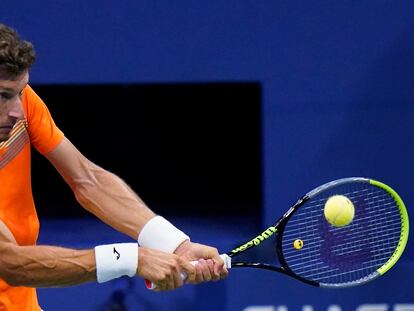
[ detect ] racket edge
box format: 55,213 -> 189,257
369,179 -> 409,276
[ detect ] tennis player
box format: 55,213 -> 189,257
0,23 -> 227,311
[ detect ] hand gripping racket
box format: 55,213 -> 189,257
147,177 -> 409,289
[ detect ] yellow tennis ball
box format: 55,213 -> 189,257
293,239 -> 304,250
324,195 -> 355,227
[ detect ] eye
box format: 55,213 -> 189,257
0,92 -> 13,100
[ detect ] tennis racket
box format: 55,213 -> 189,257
147,177 -> 409,289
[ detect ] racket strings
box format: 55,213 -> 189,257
284,228 -> 401,261
281,183 -> 402,285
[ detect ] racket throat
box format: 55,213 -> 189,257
231,262 -> 284,273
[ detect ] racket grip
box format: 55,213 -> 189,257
145,254 -> 231,290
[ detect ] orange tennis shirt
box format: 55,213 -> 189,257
0,85 -> 64,311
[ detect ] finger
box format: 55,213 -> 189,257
206,259 -> 220,281
213,256 -> 225,278
219,266 -> 229,279
191,244 -> 220,260
181,259 -> 196,283
192,259 -> 208,284
205,247 -> 220,259
153,279 -> 166,292
214,258 -> 229,280
155,269 -> 175,291
192,261 -> 204,284
166,273 -> 176,291
199,259 -> 213,282
172,268 -> 183,289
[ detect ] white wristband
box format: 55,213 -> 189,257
95,243 -> 138,283
138,216 -> 190,253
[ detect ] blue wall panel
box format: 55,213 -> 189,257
2,0 -> 413,309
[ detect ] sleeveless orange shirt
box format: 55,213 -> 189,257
0,85 -> 64,310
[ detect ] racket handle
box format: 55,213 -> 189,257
145,254 -> 231,290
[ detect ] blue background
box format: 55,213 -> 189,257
1,1 -> 413,310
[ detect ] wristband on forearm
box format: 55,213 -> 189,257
94,243 -> 138,283
138,216 -> 190,253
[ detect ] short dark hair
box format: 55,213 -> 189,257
0,24 -> 36,80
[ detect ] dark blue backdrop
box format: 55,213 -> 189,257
2,1 -> 413,310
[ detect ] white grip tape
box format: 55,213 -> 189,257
95,243 -> 138,283
138,216 -> 190,253
145,254 -> 232,290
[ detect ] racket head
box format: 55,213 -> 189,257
279,177 -> 409,288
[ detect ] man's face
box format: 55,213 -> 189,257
0,71 -> 28,142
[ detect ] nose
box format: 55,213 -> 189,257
7,96 -> 24,121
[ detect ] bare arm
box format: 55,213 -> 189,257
45,137 -> 227,284
0,220 -> 195,289
45,137 -> 154,239
0,245 -> 95,288
0,220 -> 95,287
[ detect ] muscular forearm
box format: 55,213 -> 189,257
0,241 -> 199,291
0,243 -> 95,288
73,163 -> 155,239
47,138 -> 155,239
45,139 -> 219,281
